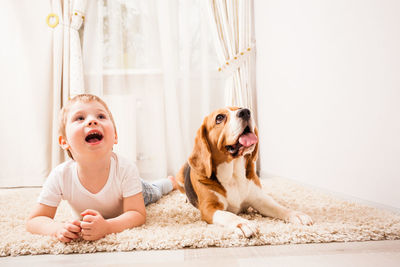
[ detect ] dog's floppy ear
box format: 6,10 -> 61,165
188,123 -> 212,178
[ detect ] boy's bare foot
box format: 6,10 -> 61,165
168,176 -> 178,190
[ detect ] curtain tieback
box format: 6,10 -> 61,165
70,0 -> 87,31
218,45 -> 255,75
46,12 -> 84,31
70,10 -> 85,31
68,0 -> 88,98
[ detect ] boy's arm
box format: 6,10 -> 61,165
26,203 -> 81,242
107,191 -> 147,232
26,203 -> 60,236
80,192 -> 146,240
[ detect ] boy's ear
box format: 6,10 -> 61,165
59,136 -> 70,150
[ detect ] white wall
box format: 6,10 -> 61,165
254,0 -> 400,209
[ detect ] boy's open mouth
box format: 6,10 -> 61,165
85,131 -> 104,143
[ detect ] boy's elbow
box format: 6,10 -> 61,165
142,213 -> 146,225
139,211 -> 146,226
25,218 -> 34,233
126,209 -> 146,228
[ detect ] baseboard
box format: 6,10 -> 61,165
259,170 -> 400,214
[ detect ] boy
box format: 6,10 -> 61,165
26,94 -> 177,242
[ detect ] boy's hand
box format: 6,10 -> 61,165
80,209 -> 110,241
55,220 -> 81,243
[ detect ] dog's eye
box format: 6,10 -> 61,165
215,114 -> 225,124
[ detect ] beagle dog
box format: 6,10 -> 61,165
176,107 -> 313,237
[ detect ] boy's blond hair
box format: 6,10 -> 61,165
58,94 -> 117,159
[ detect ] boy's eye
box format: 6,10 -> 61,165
98,114 -> 106,119
76,116 -> 84,121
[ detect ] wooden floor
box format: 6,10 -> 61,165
1,240 -> 399,266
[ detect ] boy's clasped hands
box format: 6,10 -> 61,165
57,209 -> 109,242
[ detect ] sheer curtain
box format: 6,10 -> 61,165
0,0 -> 54,187
82,0 -> 225,180
207,0 -> 256,111
0,0 -> 87,187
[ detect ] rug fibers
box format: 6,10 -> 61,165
1,178 -> 399,256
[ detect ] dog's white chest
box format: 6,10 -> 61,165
216,158 -> 252,214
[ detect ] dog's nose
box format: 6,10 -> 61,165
237,108 -> 251,121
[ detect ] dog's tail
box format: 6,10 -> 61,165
175,163 -> 187,193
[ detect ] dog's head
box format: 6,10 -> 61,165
188,107 -> 258,177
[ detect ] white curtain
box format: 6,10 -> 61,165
0,0 -> 231,186
0,1 -> 54,187
65,0 -> 87,97
0,0 -> 87,187
56,0 -> 88,167
82,0 -> 225,180
207,0 -> 256,110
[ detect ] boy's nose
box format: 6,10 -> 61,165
87,120 -> 98,126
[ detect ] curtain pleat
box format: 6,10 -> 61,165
208,0 -> 255,110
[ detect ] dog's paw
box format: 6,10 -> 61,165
286,211 -> 313,226
234,221 -> 259,238
212,210 -> 259,238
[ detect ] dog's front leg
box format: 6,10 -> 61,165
200,202 -> 258,238
249,186 -> 313,225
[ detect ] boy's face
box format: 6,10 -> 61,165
59,100 -> 118,161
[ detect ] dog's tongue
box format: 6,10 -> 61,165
239,132 -> 258,147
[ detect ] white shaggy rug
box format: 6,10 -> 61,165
1,178 -> 399,257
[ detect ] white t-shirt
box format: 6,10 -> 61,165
38,153 -> 142,219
